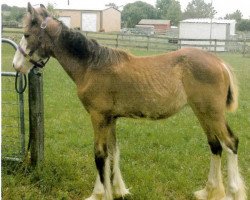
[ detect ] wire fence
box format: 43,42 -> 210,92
2,38 -> 45,166
1,72 -> 26,161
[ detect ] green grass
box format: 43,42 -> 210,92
2,42 -> 250,199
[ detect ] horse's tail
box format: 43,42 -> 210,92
223,63 -> 238,112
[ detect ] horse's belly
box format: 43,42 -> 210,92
113,86 -> 187,120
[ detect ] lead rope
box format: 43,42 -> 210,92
15,72 -> 27,94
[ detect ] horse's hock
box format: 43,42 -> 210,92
2,38 -> 44,165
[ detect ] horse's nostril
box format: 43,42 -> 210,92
12,63 -> 18,71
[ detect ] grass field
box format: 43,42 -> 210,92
2,40 -> 250,199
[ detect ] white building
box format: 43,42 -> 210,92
179,18 -> 236,51
56,6 -> 121,32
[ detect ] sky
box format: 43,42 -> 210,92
1,0 -> 250,19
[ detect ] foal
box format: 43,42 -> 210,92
13,4 -> 246,200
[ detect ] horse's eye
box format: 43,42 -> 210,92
24,34 -> 30,38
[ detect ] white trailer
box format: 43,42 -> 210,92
179,19 -> 236,51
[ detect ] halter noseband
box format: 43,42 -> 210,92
18,17 -> 51,69
18,45 -> 48,68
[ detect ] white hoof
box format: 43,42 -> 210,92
222,192 -> 247,200
194,189 -> 208,200
221,197 -> 233,200
85,194 -> 104,200
195,186 -> 226,200
113,187 -> 130,199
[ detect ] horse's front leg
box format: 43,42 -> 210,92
86,112 -> 113,200
110,120 -> 130,199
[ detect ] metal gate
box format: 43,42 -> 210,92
2,38 -> 26,161
2,38 -> 45,166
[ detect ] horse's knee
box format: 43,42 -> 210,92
94,144 -> 108,184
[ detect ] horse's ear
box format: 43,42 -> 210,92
27,2 -> 37,21
27,2 -> 34,14
40,4 -> 50,17
40,4 -> 46,9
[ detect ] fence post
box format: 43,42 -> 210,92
147,36 -> 150,51
214,39 -> 217,52
18,74 -> 26,156
28,68 -> 44,166
116,34 -> 119,48
243,39 -> 246,57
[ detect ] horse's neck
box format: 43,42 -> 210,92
50,27 -> 129,83
50,27 -> 93,83
52,45 -> 87,84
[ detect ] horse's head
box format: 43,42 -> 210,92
13,3 -> 59,74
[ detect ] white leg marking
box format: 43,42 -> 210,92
223,146 -> 246,200
85,175 -> 104,200
112,147 -> 130,198
86,156 -> 113,200
104,156 -> 113,200
93,175 -> 105,195
194,155 -> 225,200
207,155 -> 223,188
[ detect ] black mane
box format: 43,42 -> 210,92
59,25 -> 96,60
59,25 -> 130,68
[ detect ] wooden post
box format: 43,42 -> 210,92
178,39 -> 182,49
243,39 -> 246,57
147,36 -> 150,51
28,68 -> 44,166
116,34 -> 119,48
214,39 -> 217,52
19,73 -> 25,156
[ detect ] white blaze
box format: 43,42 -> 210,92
12,36 -> 33,74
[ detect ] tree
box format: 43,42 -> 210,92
11,6 -> 26,22
105,3 -> 119,10
47,3 -> 59,18
2,5 -> 26,23
1,4 -> 12,11
225,10 -> 242,23
156,0 -> 182,25
237,19 -> 250,31
156,0 -> 171,18
122,1 -> 158,28
183,0 -> 216,19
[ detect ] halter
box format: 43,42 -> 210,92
18,17 -> 52,69
17,45 -> 49,68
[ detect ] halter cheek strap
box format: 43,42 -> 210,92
18,45 -> 46,68
17,17 -> 52,69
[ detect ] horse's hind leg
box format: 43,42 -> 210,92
192,106 -> 246,200
221,124 -> 246,200
194,115 -> 226,200
194,137 -> 225,200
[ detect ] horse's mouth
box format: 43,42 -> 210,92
13,65 -> 31,74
